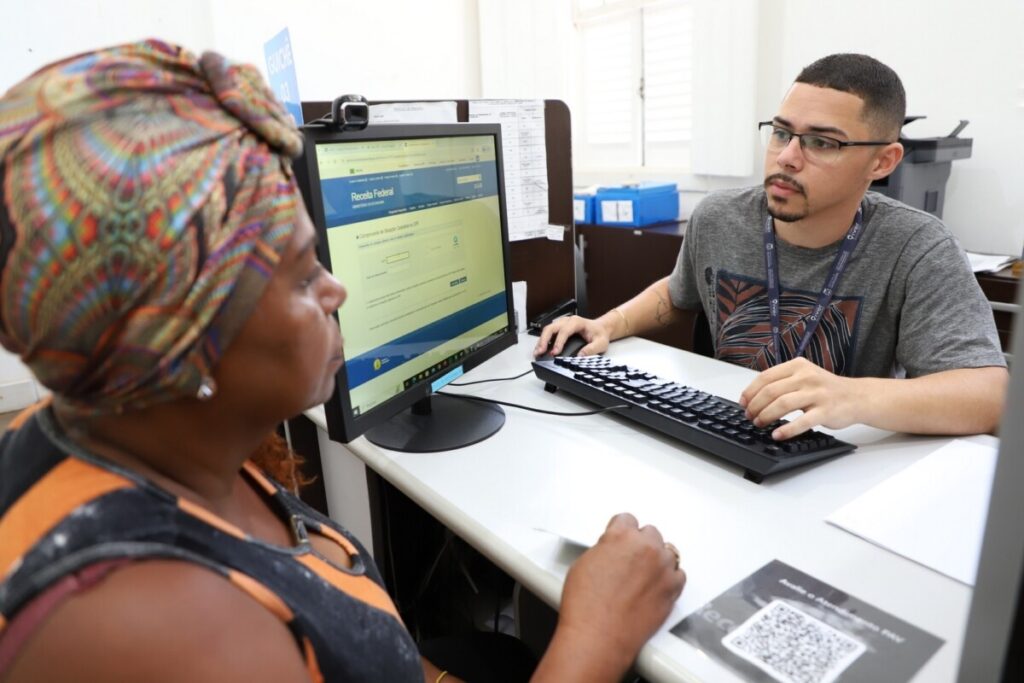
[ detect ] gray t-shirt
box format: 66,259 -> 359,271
668,187 -> 1005,378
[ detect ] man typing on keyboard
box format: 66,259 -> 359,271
536,53 -> 1007,441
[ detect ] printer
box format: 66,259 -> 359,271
870,116 -> 972,219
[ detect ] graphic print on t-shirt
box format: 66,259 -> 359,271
715,271 -> 862,374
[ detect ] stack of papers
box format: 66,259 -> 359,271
965,251 -> 1018,274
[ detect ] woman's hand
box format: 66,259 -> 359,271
532,513 -> 686,682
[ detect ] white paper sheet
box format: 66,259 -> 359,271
826,439 -> 998,586
368,101 -> 458,124
965,251 -> 1017,274
511,281 -> 527,333
532,523 -> 600,550
468,100 -> 556,242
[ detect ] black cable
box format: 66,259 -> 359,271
494,588 -> 500,634
447,368 -> 532,386
437,391 -> 630,417
381,482 -> 402,608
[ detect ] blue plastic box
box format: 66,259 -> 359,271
594,182 -> 679,227
573,192 -> 595,224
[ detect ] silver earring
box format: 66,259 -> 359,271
196,376 -> 217,401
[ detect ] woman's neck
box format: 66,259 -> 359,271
53,399 -> 274,515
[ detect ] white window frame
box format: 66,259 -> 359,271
572,0 -> 758,179
573,0 -> 694,174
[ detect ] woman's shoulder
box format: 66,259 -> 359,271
4,559 -> 312,683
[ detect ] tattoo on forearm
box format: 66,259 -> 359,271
655,292 -> 672,327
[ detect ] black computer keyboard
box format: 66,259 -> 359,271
532,354 -> 856,483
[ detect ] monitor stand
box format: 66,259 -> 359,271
364,394 -> 505,453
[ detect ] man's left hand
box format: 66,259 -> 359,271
739,358 -> 865,440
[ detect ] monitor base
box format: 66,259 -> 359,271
364,394 -> 505,453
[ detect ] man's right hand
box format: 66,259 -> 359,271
533,315 -> 612,358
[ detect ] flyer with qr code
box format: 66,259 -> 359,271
670,560 -> 944,683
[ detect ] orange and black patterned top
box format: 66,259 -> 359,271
0,403 -> 422,682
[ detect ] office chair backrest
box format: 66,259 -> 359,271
692,308 -> 715,358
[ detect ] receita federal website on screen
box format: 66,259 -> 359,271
317,136 -> 508,414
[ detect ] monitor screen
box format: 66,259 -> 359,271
294,123 -> 516,452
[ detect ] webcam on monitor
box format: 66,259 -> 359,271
330,94 -> 369,131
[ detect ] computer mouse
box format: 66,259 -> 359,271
552,333 -> 588,357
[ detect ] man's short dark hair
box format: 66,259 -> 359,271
795,54 -> 906,140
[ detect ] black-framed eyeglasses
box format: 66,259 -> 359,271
758,121 -> 894,165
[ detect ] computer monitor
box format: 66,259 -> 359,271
293,122 -> 517,452
958,289 -> 1023,681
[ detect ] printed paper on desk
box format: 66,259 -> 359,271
533,517 -> 606,550
468,100 -> 550,242
826,439 -> 998,586
672,560 -> 943,683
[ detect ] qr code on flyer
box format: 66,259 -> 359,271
721,599 -> 866,683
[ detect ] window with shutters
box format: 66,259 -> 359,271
574,0 -> 694,173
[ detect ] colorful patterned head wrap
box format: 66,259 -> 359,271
0,39 -> 303,416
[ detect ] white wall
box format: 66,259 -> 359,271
477,0 -> 576,100
2,0 -> 481,101
0,0 -> 215,92
771,0 -> 1024,255
208,0 -> 481,102
0,0 -> 481,399
0,0 -> 216,405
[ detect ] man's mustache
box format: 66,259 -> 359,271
765,174 -> 806,195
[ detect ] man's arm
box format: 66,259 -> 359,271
741,360 -> 1008,439
534,276 -> 687,357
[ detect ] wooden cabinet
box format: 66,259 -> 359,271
976,266 -> 1020,353
576,222 -> 698,351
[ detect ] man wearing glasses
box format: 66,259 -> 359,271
537,53 -> 1007,438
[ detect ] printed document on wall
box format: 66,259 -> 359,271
369,101 -> 458,124
468,100 -> 554,242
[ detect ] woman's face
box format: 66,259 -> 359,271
213,205 -> 347,421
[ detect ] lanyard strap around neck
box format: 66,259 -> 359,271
762,207 -> 864,364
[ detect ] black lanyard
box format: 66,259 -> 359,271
762,207 -> 864,364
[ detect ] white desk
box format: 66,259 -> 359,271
306,334 -> 986,683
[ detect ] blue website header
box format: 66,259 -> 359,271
319,161 -> 499,228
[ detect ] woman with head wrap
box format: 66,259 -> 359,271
0,40 -> 685,683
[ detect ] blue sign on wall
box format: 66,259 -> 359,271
263,28 -> 303,125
